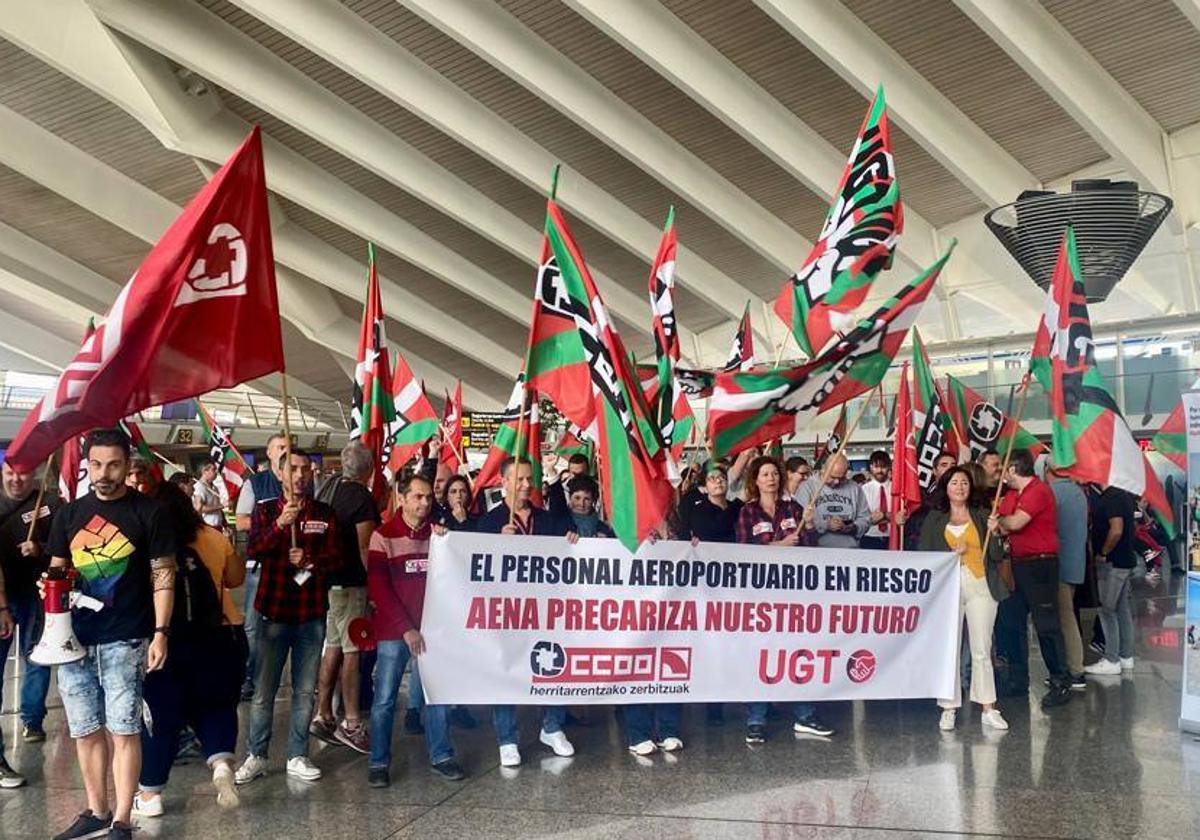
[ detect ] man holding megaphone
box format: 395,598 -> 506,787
40,428 -> 176,840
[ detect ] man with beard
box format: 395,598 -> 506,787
860,450 -> 892,550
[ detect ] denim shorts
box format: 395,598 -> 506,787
57,639 -> 148,738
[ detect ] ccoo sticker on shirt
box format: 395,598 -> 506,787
780,518 -> 797,530
20,506 -> 51,524
751,521 -> 773,536
405,558 -> 429,574
301,521 -> 328,535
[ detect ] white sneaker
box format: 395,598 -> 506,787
132,792 -> 164,818
981,709 -> 1009,731
1120,657 -> 1135,671
1084,658 -> 1122,676
212,761 -> 239,809
628,739 -> 656,756
285,756 -> 322,782
539,728 -> 575,757
499,744 -> 522,767
234,754 -> 268,786
657,736 -> 684,752
938,709 -> 956,731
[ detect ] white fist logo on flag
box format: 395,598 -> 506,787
175,223 -> 248,306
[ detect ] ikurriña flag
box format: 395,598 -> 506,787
6,127 -> 284,471
773,85 -> 903,358
526,195 -> 672,550
351,243 -> 396,466
709,242 -> 952,457
382,351 -> 439,480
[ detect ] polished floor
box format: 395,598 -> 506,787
2,575 -> 1199,840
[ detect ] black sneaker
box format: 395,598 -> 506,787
745,724 -> 766,745
429,759 -> 466,781
1041,684 -> 1072,708
368,767 -> 390,788
0,756 -> 26,789
449,707 -> 478,729
21,723 -> 45,743
52,810 -> 112,840
706,705 -> 725,726
793,716 -> 835,737
107,822 -> 133,840
403,709 -> 424,735
1069,673 -> 1087,691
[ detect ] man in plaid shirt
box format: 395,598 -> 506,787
235,449 -> 339,786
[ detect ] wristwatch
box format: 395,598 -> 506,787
154,626 -> 171,638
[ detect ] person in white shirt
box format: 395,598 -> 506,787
860,450 -> 892,551
193,461 -> 227,531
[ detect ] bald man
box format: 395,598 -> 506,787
795,455 -> 871,549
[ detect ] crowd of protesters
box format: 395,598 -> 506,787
0,427 -> 1176,839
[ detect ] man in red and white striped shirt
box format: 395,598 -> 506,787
365,474 -> 465,788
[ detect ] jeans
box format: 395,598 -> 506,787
57,639 -> 148,738
241,564 -> 262,693
1057,582 -> 1084,675
625,704 -> 681,745
995,557 -> 1068,688
0,593 -> 50,730
368,640 -> 453,769
247,617 -> 324,759
407,660 -> 424,712
746,701 -> 815,726
492,704 -> 566,747
141,628 -> 247,790
1096,562 -> 1135,662
940,567 -> 998,709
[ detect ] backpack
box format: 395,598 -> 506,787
171,544 -> 224,638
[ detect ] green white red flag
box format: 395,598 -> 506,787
525,196 -> 672,549
351,244 -> 396,465
197,399 -> 250,502
119,418 -> 164,484
723,303 -> 756,372
555,424 -> 594,463
646,207 -> 695,477
945,374 -> 1044,462
1149,381 -> 1200,473
438,381 -> 463,473
708,243 -> 952,457
1031,227 -> 1144,493
911,328 -> 956,491
773,86 -> 903,358
382,351 -> 439,480
473,372 -> 543,506
890,361 -> 921,549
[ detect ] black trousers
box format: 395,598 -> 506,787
995,557 -> 1068,689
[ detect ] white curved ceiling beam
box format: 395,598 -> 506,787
0,6 -> 522,386
226,0 -> 756,351
0,101 -> 502,409
953,0 -> 1171,195
1176,0 -> 1200,32
748,0 -> 1039,207
398,0 -> 809,278
90,0 -> 697,354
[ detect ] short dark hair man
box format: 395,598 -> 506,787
860,450 -> 892,551
990,449 -> 1072,708
235,449 -> 339,786
476,457 -> 577,767
980,449 -> 1003,490
47,429 -> 176,840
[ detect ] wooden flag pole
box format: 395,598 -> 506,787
809,385 -> 881,510
25,457 -> 55,543
508,384 -> 529,528
982,374 -> 1031,559
441,425 -> 475,493
279,371 -> 297,549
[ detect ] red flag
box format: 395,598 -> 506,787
723,303 -> 756,372
438,381 -> 463,473
58,435 -> 87,502
6,128 -> 284,471
890,361 -> 920,550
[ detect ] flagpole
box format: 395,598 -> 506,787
808,385 -> 881,512
279,371 -> 297,549
25,457 -> 54,543
508,384 -> 529,528
982,374 -> 1031,559
440,424 -> 475,493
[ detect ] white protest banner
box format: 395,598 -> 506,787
419,533 -> 959,705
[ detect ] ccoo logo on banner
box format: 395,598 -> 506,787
418,533 -> 959,706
